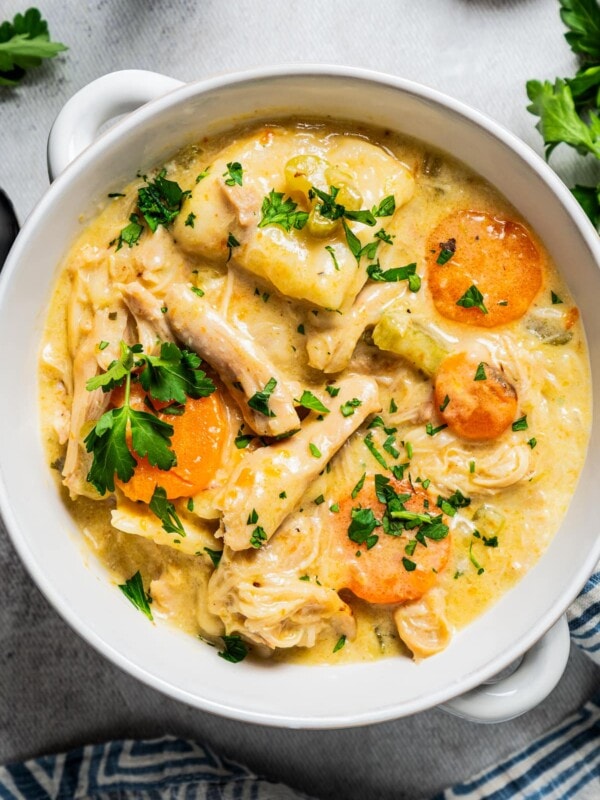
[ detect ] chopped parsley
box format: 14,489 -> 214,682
437,489 -> 471,517
426,422 -> 448,436
364,432 -> 389,470
98,340 -> 109,351
190,286 -> 204,297
137,170 -> 190,232
474,362 -> 487,381
325,384 -> 340,397
325,245 -> 341,271
309,442 -> 322,458
249,526 -> 267,548
247,509 -> 258,525
456,285 -> 488,315
223,161 -> 243,187
351,472 -> 366,499
439,394 -> 450,412
204,547 -> 222,567
195,168 -> 210,183
279,491 -> 287,499
389,398 -> 398,413
367,262 -> 418,283
333,635 -> 347,653
375,228 -> 394,245
218,634 -> 248,663
248,377 -> 277,417
118,571 -> 153,620
436,238 -> 456,265
296,390 -> 330,414
114,213 -> 144,250
234,429 -> 254,449
314,495 -> 325,505
297,324 -> 305,335
259,189 -> 309,232
226,232 -> 240,262
340,398 -> 362,417
512,415 -> 529,431
348,507 -> 380,549
187,498 -> 194,512
551,291 -> 563,304
149,486 -> 186,536
309,185 -> 377,227
372,195 -> 396,217
402,557 -> 417,572
184,212 -> 196,228
330,503 -> 340,513
528,437 -> 537,449
469,540 -> 485,575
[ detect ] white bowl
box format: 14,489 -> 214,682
1,66 -> 599,728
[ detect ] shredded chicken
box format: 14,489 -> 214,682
208,515 -> 356,649
165,283 -> 301,436
394,588 -> 452,660
216,374 -> 381,551
117,280 -> 174,354
306,281 -> 404,372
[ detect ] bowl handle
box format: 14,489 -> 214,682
441,615 -> 570,724
47,69 -> 184,181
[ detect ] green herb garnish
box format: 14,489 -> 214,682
248,377 -> 277,417
118,571 -> 153,620
223,161 -> 243,186
218,634 -> 248,662
0,7 -> 67,87
296,390 -> 330,414
456,285 -> 488,314
259,189 -> 309,231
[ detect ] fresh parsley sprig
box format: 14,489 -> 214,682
258,189 -> 309,232
84,340 -> 215,495
0,7 -> 67,87
527,1 -> 600,226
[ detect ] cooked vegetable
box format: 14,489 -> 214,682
114,382 -> 227,503
0,7 -> 67,87
373,307 -> 448,376
328,477 -> 451,604
434,352 -> 518,440
426,210 -> 542,327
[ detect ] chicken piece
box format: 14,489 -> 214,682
165,283 -> 300,436
394,588 -> 452,659
173,127 -> 414,310
306,281 -> 405,373
109,225 -> 188,294
208,516 -> 356,649
117,281 -> 174,354
217,375 -> 381,551
62,307 -> 128,498
150,564 -> 224,637
111,492 -> 221,559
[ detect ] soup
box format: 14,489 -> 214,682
39,120 -> 591,664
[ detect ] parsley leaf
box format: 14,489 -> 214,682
351,472 -> 366,499
259,189 -> 309,231
560,0 -> 600,60
204,547 -> 222,567
367,262 -> 417,283
295,390 -> 330,414
223,161 -> 243,186
118,571 -> 153,620
372,195 -> 396,217
526,78 -> 600,160
340,398 -> 362,417
137,342 -> 216,404
227,232 -> 240,262
114,214 -> 144,251
249,526 -> 267,548
364,432 -> 389,469
333,635 -> 347,653
474,362 -> 487,381
248,377 -> 277,417
436,238 -> 456,265
149,486 -> 186,536
456,284 -> 488,314
0,8 -> 67,87
348,507 -> 380,549
218,634 -> 248,662
310,185 -> 377,226
325,244 -> 340,270
512,415 -> 529,431
137,170 -> 190,232
571,183 -> 600,226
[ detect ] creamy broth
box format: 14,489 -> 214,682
39,120 -> 591,664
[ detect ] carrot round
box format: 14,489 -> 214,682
329,477 -> 451,605
434,352 -> 517,441
114,382 -> 227,503
426,210 -> 542,327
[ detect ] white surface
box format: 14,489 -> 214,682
0,2 -> 599,798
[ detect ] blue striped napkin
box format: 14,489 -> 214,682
0,567 -> 597,800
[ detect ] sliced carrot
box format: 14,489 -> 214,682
328,477 -> 451,605
426,210 -> 543,327
434,352 -> 517,441
113,382 -> 227,503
